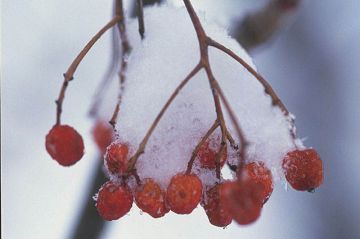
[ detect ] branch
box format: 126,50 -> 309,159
126,63 -> 203,173
56,15 -> 122,124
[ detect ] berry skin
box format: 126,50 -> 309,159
96,181 -> 133,221
197,138 -> 227,169
220,179 -> 263,225
45,124 -> 84,166
282,149 -> 323,191
241,162 -> 273,204
166,173 -> 203,214
105,143 -> 129,175
201,183 -> 232,227
92,120 -> 114,153
135,178 -> 169,218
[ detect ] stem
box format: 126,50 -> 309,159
186,120 -> 219,174
126,63 -> 203,173
207,37 -> 289,115
56,15 -> 121,125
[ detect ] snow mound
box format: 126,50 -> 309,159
113,4 -> 298,188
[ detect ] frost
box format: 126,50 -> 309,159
111,5 -> 297,188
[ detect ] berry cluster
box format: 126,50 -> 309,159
44,0 -> 324,229
45,121 -> 323,226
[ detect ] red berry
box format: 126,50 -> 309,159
96,181 -> 133,221
241,162 -> 273,203
166,173 -> 203,214
197,137 -> 227,169
135,178 -> 169,218
220,179 -> 263,225
202,183 -> 232,227
45,124 -> 84,166
105,143 -> 129,175
282,149 -> 323,191
92,120 -> 114,153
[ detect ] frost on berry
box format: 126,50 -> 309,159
197,136 -> 227,169
220,179 -> 264,225
201,183 -> 232,227
166,173 -> 203,214
282,149 -> 323,191
92,120 -> 114,153
241,162 -> 274,203
45,124 -> 84,166
135,178 -> 169,218
105,142 -> 129,176
96,181 -> 133,221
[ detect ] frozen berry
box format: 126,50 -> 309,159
135,178 -> 169,218
282,149 -> 323,191
220,179 -> 263,225
105,142 -> 129,175
92,120 -> 114,153
241,162 -> 273,203
166,173 -> 203,214
202,183 -> 232,227
197,137 -> 227,169
96,181 -> 133,221
45,124 -> 84,166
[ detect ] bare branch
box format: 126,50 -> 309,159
56,15 -> 122,125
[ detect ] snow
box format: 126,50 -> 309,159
105,4 -> 299,188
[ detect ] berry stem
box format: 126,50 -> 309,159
186,120 -> 220,174
56,15 -> 122,125
126,63 -> 203,174
183,0 -> 247,171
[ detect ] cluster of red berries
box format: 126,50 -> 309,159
45,122 -> 323,227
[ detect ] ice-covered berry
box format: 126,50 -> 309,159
92,120 -> 114,153
202,183 -> 232,227
96,181 -> 133,221
197,138 -> 227,169
282,149 -> 323,191
135,178 -> 169,218
241,161 -> 273,203
220,179 -> 263,225
45,124 -> 84,166
105,142 -> 129,175
166,173 -> 203,214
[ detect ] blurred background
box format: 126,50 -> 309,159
2,0 -> 360,238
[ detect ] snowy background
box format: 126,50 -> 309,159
2,0 -> 360,238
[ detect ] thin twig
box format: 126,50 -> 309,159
183,0 -> 243,173
186,120 -> 220,174
207,37 -> 289,115
126,63 -> 203,174
55,15 -> 122,125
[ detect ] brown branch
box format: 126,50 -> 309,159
186,120 -> 219,174
55,15 -> 122,125
183,0 -> 247,174
126,63 -> 203,174
207,37 -> 289,115
89,26 -> 120,118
